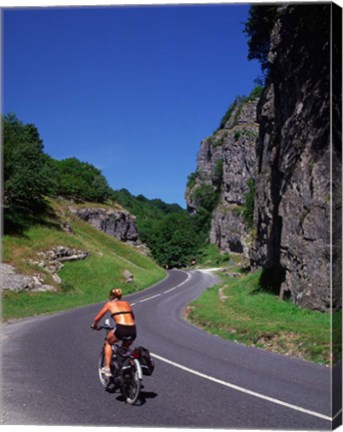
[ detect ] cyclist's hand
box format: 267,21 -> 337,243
91,324 -> 98,330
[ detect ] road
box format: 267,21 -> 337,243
1,269 -> 339,428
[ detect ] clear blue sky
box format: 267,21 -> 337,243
3,3 -> 261,207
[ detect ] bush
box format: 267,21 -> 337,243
191,184 -> 219,213
248,86 -> 264,100
242,178 -> 255,230
187,172 -> 197,189
218,96 -> 247,130
212,159 -> 224,188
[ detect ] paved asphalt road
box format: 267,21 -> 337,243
1,269 -> 338,429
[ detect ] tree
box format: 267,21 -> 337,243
3,114 -> 54,209
52,157 -> 111,203
148,213 -> 202,268
191,184 -> 219,213
112,188 -> 185,245
244,5 -> 279,72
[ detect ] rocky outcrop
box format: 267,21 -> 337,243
70,207 -> 139,244
250,4 -> 337,311
186,96 -> 259,257
1,246 -> 89,292
185,135 -> 224,216
0,263 -> 57,293
33,246 -> 89,284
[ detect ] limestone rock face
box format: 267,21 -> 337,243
186,97 -> 259,258
250,4 -> 337,311
0,263 -> 41,292
186,4 -> 339,312
0,263 -> 57,293
1,246 -> 90,293
70,207 -> 139,243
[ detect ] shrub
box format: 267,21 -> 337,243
212,159 -> 224,188
187,172 -> 197,189
191,184 -> 219,213
242,178 -> 255,229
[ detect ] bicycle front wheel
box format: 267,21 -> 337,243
98,350 -> 110,388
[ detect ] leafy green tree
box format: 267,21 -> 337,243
112,188 -> 185,245
148,213 -> 202,268
244,5 -> 279,71
52,157 -> 111,202
191,184 -> 219,213
189,206 -> 212,242
3,114 -> 53,209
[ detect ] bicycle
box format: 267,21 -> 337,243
95,320 -> 150,404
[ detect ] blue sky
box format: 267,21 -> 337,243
3,3 -> 261,207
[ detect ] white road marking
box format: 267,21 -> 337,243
132,271 -> 192,304
164,272 -> 191,293
175,271 -> 192,287
131,271 -> 334,422
164,286 -> 177,293
151,353 -> 332,422
139,293 -> 162,303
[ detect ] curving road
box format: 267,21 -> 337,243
1,269 -> 338,428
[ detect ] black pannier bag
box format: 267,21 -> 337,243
137,346 -> 155,376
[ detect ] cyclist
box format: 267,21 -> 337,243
91,288 -> 137,377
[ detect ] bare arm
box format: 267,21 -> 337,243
91,302 -> 109,329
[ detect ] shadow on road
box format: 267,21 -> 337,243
117,391 -> 158,406
137,390 -> 158,406
113,387 -> 158,406
104,382 -> 158,406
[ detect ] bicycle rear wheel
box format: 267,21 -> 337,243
121,363 -> 141,404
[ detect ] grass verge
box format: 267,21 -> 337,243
2,199 -> 166,320
187,271 -> 337,366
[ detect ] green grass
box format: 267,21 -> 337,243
195,244 -> 234,268
2,199 -> 166,320
187,271 -> 335,365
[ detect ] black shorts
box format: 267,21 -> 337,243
114,324 -> 137,342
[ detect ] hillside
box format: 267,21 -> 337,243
111,188 -> 185,244
2,198 -> 166,321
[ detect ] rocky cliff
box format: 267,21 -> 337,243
250,4 -> 337,312
186,4 -> 340,312
186,94 -> 259,260
70,207 -> 139,244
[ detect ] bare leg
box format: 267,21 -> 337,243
104,332 -> 118,369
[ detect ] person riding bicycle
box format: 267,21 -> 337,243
91,288 -> 137,377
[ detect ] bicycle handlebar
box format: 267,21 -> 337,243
91,325 -> 114,331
